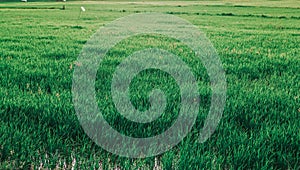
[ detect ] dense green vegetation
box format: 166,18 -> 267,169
0,1 -> 299,169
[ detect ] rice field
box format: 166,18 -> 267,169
0,0 -> 299,169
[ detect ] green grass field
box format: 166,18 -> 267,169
0,0 -> 299,169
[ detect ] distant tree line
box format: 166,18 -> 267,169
0,0 -> 83,2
